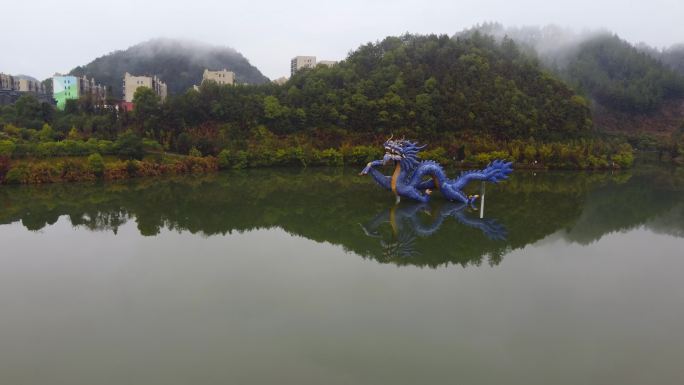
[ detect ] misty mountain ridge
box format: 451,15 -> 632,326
11,75 -> 40,81
457,22 -> 684,72
458,23 -> 684,124
69,38 -> 269,98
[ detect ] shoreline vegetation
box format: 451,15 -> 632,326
3,33 -> 684,185
0,124 -> 637,185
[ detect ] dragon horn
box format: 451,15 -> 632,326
387,134 -> 393,141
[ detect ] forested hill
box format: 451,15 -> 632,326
255,33 -> 592,140
564,35 -> 684,113
645,44 -> 684,77
69,38 -> 269,98
458,24 -> 684,116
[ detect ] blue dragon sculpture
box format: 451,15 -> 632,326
360,138 -> 512,204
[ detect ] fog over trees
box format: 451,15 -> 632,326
460,23 -> 684,113
69,38 -> 270,98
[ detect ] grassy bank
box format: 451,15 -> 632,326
0,154 -> 217,185
0,141 -> 636,186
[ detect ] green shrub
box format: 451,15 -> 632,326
0,140 -> 16,157
27,162 -> 60,183
292,146 -> 307,167
473,150 -> 510,165
217,149 -> 231,169
98,140 -> 115,155
59,159 -> 93,181
320,148 -> 343,166
63,140 -> 87,156
612,143 -> 634,168
523,145 -> 537,162
38,124 -> 57,142
87,153 -> 105,177
231,150 -> 249,169
115,132 -> 145,160
143,139 -> 163,152
421,146 -> 449,165
4,164 -> 29,184
189,146 -> 202,157
126,160 -> 141,176
273,148 -> 291,165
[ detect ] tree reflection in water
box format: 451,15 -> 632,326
1,165 -> 683,268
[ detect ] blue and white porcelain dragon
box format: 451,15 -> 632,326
360,138 -> 513,204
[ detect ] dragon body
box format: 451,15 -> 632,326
360,139 -> 512,204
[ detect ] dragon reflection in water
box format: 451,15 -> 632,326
361,202 -> 507,261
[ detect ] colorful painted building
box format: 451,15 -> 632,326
52,75 -> 78,110
52,74 -> 106,110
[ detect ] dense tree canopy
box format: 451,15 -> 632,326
3,33 -> 649,173
562,35 -> 684,113
159,33 -> 592,142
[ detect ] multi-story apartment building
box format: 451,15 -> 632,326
202,69 -> 235,86
0,73 -> 15,90
290,57 -> 338,76
17,78 -> 46,93
123,72 -> 167,105
1,73 -> 51,106
52,74 -> 107,110
290,56 -> 316,76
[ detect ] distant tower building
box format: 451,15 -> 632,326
290,56 -> 316,76
202,69 -> 235,86
123,72 -> 167,105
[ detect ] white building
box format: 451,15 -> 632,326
123,72 -> 167,103
290,56 -> 316,76
202,69 -> 235,86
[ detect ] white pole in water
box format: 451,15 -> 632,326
480,181 -> 485,219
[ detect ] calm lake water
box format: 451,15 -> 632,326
1,165 -> 684,384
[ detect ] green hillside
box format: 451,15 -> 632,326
69,38 -> 269,98
565,35 -> 684,113
172,33 -> 592,141
458,24 -> 684,115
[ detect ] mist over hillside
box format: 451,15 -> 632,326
456,23 -> 607,69
458,23 -> 684,120
69,38 -> 270,98
640,44 -> 684,76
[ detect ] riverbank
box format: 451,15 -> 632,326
0,120 -> 645,185
0,148 -> 640,186
0,154 -> 218,184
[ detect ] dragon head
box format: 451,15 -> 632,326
382,137 -> 425,170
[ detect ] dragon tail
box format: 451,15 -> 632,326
451,159 -> 513,189
439,160 -> 513,203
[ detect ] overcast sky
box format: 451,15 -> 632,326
2,0 -> 683,80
